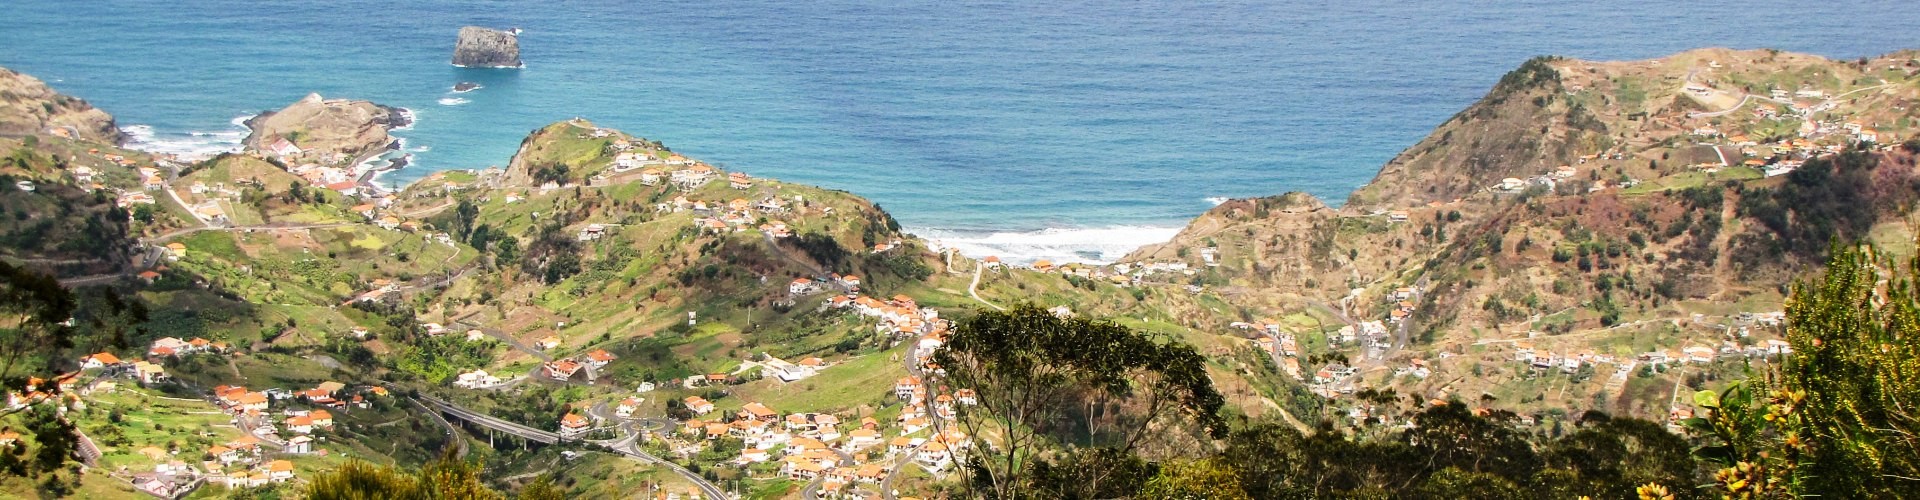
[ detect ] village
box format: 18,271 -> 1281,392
4,334 -> 399,499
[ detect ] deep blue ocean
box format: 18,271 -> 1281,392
2,1 -> 1912,263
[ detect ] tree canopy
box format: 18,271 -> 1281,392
1688,243 -> 1920,497
932,305 -> 1225,499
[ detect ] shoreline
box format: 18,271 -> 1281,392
118,118 -> 1192,266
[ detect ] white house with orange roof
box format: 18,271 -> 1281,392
560,413 -> 592,437
916,441 -> 952,471
544,359 -> 584,380
684,396 -> 715,415
789,277 -> 818,296
847,428 -> 882,449
739,402 -> 779,422
583,349 -> 617,369
80,352 -> 124,370
615,398 -> 642,418
894,376 -> 923,402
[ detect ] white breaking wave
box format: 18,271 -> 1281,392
912,225 -> 1183,266
437,97 -> 470,106
392,107 -> 417,130
1205,196 -> 1231,206
121,114 -> 251,160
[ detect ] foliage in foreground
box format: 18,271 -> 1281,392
302,452 -> 561,500
1688,243 -> 1920,498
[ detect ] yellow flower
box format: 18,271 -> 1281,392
1635,483 -> 1674,500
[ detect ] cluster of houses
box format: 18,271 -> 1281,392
128,442 -> 291,498
5,372 -> 88,411
1496,164 -> 1582,194
148,336 -> 231,358
122,382 -> 382,495
1331,320 -> 1390,348
672,193 -> 795,236
824,292 -> 946,339
1025,259 -> 1141,287
62,149 -> 167,210
212,382 -> 358,445
626,146 -> 715,189
542,349 -> 619,382
1513,344 -> 1620,374
1309,363 -> 1361,397
791,273 -> 859,297
760,355 -> 828,383
1634,339 -> 1794,366
1509,336 -> 1793,374
663,392 -> 973,496
351,278 -> 404,304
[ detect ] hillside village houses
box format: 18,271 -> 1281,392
657,394 -> 974,482
825,292 -> 948,341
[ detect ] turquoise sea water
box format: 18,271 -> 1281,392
2,1 -> 1912,262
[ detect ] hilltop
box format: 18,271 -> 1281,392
242,93 -> 408,168
1117,48 -> 1920,424
0,67 -> 120,143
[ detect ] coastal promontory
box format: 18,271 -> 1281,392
242,93 -> 407,165
452,26 -> 522,68
0,66 -> 121,143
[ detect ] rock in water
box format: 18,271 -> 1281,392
452,26 -> 522,68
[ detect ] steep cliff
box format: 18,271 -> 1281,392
0,66 -> 121,143
242,93 -> 406,165
452,26 -> 522,68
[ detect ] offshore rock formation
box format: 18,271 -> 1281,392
0,66 -> 121,143
452,26 -> 522,68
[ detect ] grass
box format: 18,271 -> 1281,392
181,231 -> 247,261
724,345 -> 908,414
73,388 -> 248,471
744,478 -> 801,500
1620,167 -> 1761,195
549,452 -> 704,499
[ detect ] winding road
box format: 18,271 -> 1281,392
967,263 -> 1004,311
418,393 -> 727,498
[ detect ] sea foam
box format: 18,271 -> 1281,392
121,114 -> 251,161
437,97 -> 470,106
912,225 -> 1182,266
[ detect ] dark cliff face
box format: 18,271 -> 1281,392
452,26 -> 522,68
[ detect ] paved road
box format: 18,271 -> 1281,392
415,394 -> 558,444
967,264 -> 1004,311
408,397 -> 469,459
420,393 -> 726,499
880,336 -> 949,500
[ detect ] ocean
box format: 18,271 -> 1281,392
2,0 -> 1912,264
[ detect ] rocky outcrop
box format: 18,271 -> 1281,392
243,93 -> 408,165
452,26 -> 522,68
0,66 -> 121,144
